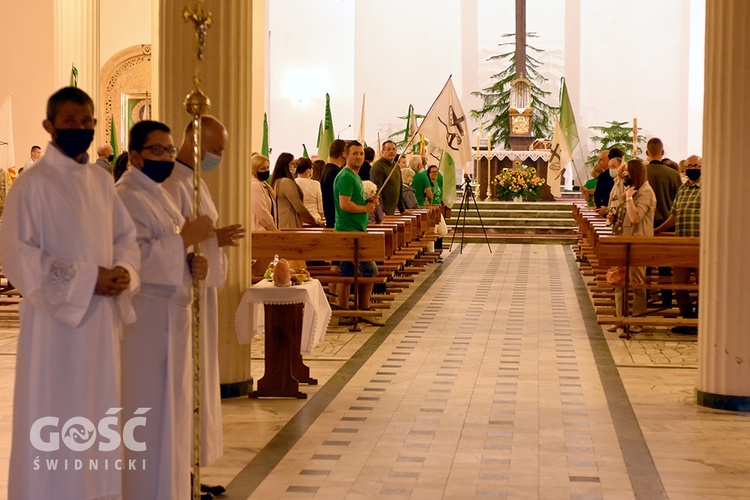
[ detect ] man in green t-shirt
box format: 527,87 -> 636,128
333,140 -> 381,325
411,169 -> 431,206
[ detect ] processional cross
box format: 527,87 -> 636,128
184,3 -> 212,499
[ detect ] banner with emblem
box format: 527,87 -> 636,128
417,77 -> 473,175
548,119 -> 572,198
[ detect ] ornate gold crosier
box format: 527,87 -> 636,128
183,2 -> 212,499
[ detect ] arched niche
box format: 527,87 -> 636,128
99,44 -> 152,152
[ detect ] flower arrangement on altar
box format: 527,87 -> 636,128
494,166 -> 545,201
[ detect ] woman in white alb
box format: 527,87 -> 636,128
294,157 -> 324,224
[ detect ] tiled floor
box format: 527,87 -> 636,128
2,244 -> 750,499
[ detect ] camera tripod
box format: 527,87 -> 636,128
449,174 -> 492,254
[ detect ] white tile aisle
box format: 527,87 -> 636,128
245,245 -> 635,498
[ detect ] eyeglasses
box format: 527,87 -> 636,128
141,145 -> 178,157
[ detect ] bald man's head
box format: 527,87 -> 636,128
177,115 -> 228,168
97,143 -> 114,159
686,155 -> 702,168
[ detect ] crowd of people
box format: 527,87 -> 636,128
248,139 -> 447,234
589,139 -> 702,338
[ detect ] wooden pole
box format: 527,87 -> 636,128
515,0 -> 527,77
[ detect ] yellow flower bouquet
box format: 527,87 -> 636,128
494,166 -> 545,201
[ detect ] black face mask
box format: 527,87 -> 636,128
623,175 -> 632,187
257,170 -> 270,181
685,169 -> 701,181
141,159 -> 174,183
107,154 -> 115,163
55,128 -> 94,158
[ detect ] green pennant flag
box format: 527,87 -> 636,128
439,151 -> 457,208
317,94 -> 334,161
302,144 -> 309,158
404,104 -> 413,145
109,116 -> 119,168
261,112 -> 269,157
559,77 -> 579,153
69,63 -> 78,87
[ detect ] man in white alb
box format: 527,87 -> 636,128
116,120 -> 213,500
0,86 -> 140,500
163,115 -> 245,496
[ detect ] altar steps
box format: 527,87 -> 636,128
446,200 -> 579,245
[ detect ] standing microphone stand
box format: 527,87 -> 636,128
449,173 -> 492,254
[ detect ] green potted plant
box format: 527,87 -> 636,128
586,120 -> 646,166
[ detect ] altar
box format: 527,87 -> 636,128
473,150 -> 555,201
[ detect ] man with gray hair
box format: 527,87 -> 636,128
655,154 -> 702,334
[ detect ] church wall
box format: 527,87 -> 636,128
0,0 -> 56,164
269,0 -> 463,163
100,0 -> 151,68
577,0 -> 697,162
354,0 -> 462,149
268,0 -> 355,161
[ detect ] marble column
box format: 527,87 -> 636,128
54,0 -> 99,157
696,0 -> 750,411
157,0 -> 266,396
54,0 -> 99,93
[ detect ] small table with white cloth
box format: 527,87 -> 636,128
235,278 -> 331,398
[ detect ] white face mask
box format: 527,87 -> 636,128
201,151 -> 222,172
610,168 -> 618,178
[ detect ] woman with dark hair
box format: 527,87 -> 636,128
294,157 -> 324,224
311,159 -> 326,181
271,152 -> 318,228
611,158 -> 656,336
114,151 -> 129,182
427,165 -> 443,204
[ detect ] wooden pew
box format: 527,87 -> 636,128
594,235 -> 700,337
252,230 -> 387,330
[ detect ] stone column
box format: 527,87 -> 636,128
696,0 -> 750,411
54,0 -> 99,157
55,0 -> 99,93
157,0 -> 266,397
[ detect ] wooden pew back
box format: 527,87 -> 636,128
597,236 -> 700,268
252,231 -> 386,263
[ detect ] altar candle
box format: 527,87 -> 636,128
488,136 -> 492,154
486,136 -> 492,199
476,134 -> 480,158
